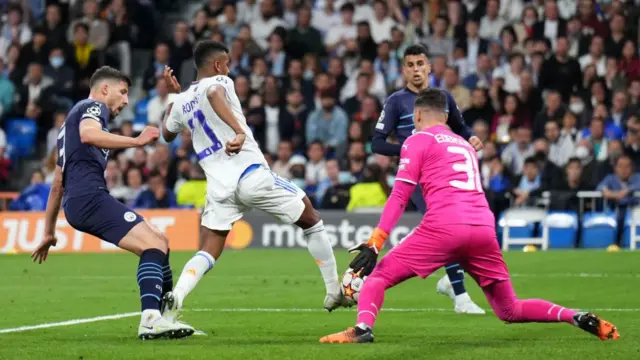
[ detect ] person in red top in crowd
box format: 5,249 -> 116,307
619,39 -> 640,81
491,94 -> 530,144
577,0 -> 608,38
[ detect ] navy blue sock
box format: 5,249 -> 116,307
137,249 -> 165,311
162,249 -> 173,296
445,263 -> 466,296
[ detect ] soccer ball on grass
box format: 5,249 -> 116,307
341,268 -> 367,305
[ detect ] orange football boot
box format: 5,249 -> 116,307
574,312 -> 620,340
319,327 -> 374,343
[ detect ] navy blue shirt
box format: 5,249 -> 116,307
371,88 -> 473,156
57,99 -> 111,200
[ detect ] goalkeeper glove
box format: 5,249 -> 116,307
347,228 -> 388,276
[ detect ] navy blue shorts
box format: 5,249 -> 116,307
410,185 -> 427,214
63,191 -> 144,245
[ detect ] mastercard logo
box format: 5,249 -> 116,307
227,220 -> 253,249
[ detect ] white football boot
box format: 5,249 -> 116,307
138,309 -> 195,340
324,291 -> 353,311
436,274 -> 486,314
161,291 -> 207,336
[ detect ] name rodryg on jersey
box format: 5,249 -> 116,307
182,96 -> 200,114
434,133 -> 468,147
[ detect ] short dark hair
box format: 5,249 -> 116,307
74,22 -> 89,34
309,140 -> 325,149
403,44 -> 429,59
414,88 -> 447,113
340,2 -> 355,12
89,66 -> 131,88
566,157 -> 582,167
193,40 -> 229,69
524,157 -> 538,167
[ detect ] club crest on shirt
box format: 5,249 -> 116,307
86,105 -> 101,117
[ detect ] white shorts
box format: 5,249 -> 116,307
201,166 -> 306,231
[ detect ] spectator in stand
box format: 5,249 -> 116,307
443,67 -> 470,111
281,88 -> 309,151
306,91 -> 348,154
265,32 -> 287,78
306,140 -> 328,186
320,161 -> 352,210
46,110 -> 66,153
19,27 -> 49,66
533,138 -> 564,190
147,78 -> 174,127
346,163 -> 389,211
135,169 -> 177,209
566,15 -> 591,58
605,13 -> 628,59
203,0 -> 224,18
325,3 -> 357,57
539,37 -> 582,102
68,0 -> 110,50
610,90 -> 633,130
176,163 -> 207,209
502,125 -> 534,176
463,89 -> 494,127
311,0 -> 341,35
15,62 -> 55,139
169,21 -> 193,78
579,36 -> 607,77
143,43 -> 171,93
272,140 -> 295,179
424,16 -> 454,60
123,167 -> 147,207
479,0 -> 505,41
250,0 -> 285,50
219,4 -> 243,45
533,90 -> 564,139
545,119 -> 574,167
457,20 -> 489,74
552,157 -> 589,212
0,58 -> 15,120
619,40 -> 640,81
287,7 -> 325,60
101,0 -> 132,76
0,5 -> 32,57
597,155 -> 640,245
70,23 -> 100,99
511,157 -> 544,206
45,47 -> 75,104
374,40 -> 400,88
492,94 -> 528,144
532,0 -> 566,47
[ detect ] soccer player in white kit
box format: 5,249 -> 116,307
159,40 -> 349,322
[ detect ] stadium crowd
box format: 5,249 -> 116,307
2,0 -> 640,220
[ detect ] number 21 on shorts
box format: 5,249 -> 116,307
447,146 -> 483,192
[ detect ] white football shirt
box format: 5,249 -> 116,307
165,75 -> 267,201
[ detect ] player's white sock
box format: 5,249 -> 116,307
173,251 -> 216,303
304,220 -> 340,295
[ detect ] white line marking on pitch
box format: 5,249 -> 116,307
0,312 -> 139,334
9,273 -> 640,280
2,307 -> 639,334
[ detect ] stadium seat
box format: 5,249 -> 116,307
622,207 -> 640,249
4,119 -> 37,161
499,207 -> 547,251
543,211 -> 578,249
581,212 -> 617,248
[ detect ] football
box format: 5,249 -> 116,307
341,268 -> 367,304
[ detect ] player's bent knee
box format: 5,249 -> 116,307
119,222 -> 168,256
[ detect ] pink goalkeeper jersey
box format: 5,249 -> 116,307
395,125 -> 495,228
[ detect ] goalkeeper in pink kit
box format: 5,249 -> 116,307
320,88 -> 619,344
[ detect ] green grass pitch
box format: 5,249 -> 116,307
0,249 -> 637,359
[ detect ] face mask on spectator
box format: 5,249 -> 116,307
569,102 -> 584,114
292,178 -> 306,188
303,70 -> 314,80
575,146 -> 589,160
338,172 -> 352,184
50,56 -> 64,69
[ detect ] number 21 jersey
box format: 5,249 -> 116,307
165,75 -> 267,201
395,125 -> 494,228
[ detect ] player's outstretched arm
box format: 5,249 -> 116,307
79,119 -> 159,148
348,180 -> 415,275
32,166 -> 64,263
207,86 -> 246,154
162,103 -> 179,143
